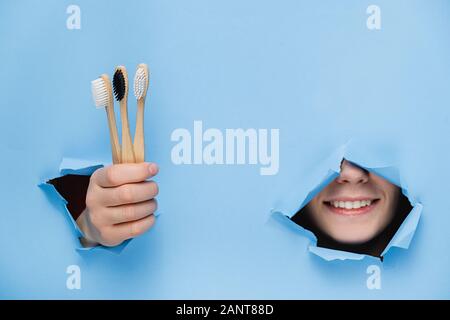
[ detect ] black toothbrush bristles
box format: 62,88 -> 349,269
113,69 -> 126,101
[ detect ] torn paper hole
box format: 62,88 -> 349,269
271,146 -> 422,261
39,158 -> 130,254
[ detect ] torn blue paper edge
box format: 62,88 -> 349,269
270,142 -> 423,261
39,157 -> 130,254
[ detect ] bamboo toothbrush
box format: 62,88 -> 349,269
91,74 -> 121,164
133,64 -> 150,163
113,66 -> 136,163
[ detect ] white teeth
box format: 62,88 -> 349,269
330,200 -> 373,209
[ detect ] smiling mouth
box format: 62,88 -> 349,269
323,199 -> 380,216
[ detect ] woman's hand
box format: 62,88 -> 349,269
76,162 -> 159,247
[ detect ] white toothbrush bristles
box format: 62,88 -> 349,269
134,65 -> 148,100
91,77 -> 109,108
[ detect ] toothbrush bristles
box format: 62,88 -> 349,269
91,78 -> 109,108
134,65 -> 148,99
113,69 -> 126,101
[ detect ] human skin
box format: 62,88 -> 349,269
305,160 -> 400,244
76,162 -> 159,247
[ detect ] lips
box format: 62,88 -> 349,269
323,198 -> 379,216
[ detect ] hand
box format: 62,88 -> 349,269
76,162 -> 159,247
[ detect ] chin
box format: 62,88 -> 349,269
328,229 -> 378,245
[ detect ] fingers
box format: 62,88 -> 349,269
108,199 -> 158,225
103,214 -> 156,246
93,162 -> 159,188
97,181 -> 158,207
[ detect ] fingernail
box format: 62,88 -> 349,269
149,163 -> 159,175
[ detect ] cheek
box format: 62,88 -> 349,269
370,176 -> 400,218
377,181 -> 400,216
305,200 -> 327,229
379,186 -> 400,226
372,176 -> 399,200
306,198 -> 323,220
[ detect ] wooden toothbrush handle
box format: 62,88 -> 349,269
105,105 -> 121,164
134,98 -> 145,163
120,100 -> 136,163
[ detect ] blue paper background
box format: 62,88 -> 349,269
1,0 -> 450,298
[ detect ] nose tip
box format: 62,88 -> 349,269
335,160 -> 369,184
